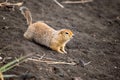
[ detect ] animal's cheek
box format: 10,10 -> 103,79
68,35 -> 71,38
66,35 -> 70,39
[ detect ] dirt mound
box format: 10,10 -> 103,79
0,0 -> 120,80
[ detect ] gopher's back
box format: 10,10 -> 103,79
27,21 -> 56,47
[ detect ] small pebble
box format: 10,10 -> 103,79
2,26 -> 9,29
72,77 -> 83,80
3,17 -> 6,20
0,56 -> 2,60
114,66 -> 117,69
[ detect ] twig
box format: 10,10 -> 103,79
39,54 -> 46,59
84,61 -> 91,66
5,0 -> 8,3
62,0 -> 93,4
53,0 -> 64,8
79,59 -> 91,67
36,54 -> 57,61
28,58 -> 76,65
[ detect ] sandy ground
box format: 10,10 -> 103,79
0,0 -> 120,80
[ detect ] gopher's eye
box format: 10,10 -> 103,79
65,32 -> 69,34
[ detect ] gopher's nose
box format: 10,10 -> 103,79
71,34 -> 74,39
72,34 -> 75,37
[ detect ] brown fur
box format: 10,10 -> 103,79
20,6 -> 74,54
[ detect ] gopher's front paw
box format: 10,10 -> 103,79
63,51 -> 67,54
58,50 -> 65,54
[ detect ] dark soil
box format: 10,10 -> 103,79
0,0 -> 120,80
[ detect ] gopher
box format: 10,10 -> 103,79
20,6 -> 74,54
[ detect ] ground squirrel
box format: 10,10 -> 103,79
20,6 -> 74,54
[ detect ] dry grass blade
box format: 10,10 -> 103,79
0,72 -> 4,80
13,2 -> 23,6
62,0 -> 93,4
0,2 -> 23,7
44,61 -> 76,65
3,74 -> 18,78
28,58 -> 76,65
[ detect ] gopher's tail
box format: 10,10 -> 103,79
20,6 -> 32,25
